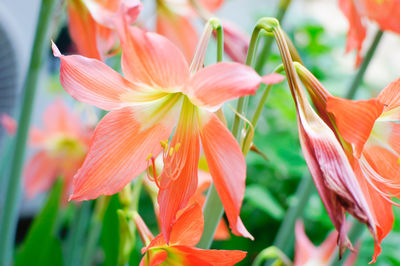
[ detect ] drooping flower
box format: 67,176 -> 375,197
296,63 -> 400,262
23,100 -> 91,203
155,0 -> 224,60
53,17 -> 284,242
338,0 -> 400,65
134,203 -> 246,266
294,220 -> 359,266
67,0 -> 142,60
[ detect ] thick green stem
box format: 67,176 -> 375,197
0,1 -> 59,265
346,29 -> 383,99
254,0 -> 292,73
197,185 -> 224,248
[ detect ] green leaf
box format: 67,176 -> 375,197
101,195 -> 120,266
15,179 -> 63,266
245,184 -> 284,220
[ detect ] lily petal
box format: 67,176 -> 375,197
42,100 -> 82,135
377,78 -> 400,111
294,220 -> 316,266
1,113 -> 17,135
156,12 -> 198,62
170,203 -> 203,246
68,0 -> 102,59
326,96 -> 384,158
294,82 -> 377,255
199,111 -> 252,239
158,99 -> 200,242
187,63 -> 284,110
116,22 -> 190,92
24,151 -> 59,199
198,0 -> 224,12
70,107 -> 176,201
53,42 -> 145,111
338,0 -> 366,65
174,246 -> 246,266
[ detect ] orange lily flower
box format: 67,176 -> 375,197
156,0 -> 224,61
23,101 -> 91,203
339,0 -> 400,65
144,167 -> 230,241
135,203 -> 246,266
53,17 -> 284,242
68,0 -> 142,59
296,64 -> 400,262
295,221 -> 358,266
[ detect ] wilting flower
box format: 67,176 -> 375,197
134,203 -> 246,265
218,20 -> 249,64
53,16 -> 284,242
295,63 -> 400,262
294,220 -> 358,266
22,101 -> 91,203
155,0 -> 224,60
338,0 -> 400,65
68,0 -> 142,59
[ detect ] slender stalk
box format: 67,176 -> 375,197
65,202 -> 91,266
81,197 -> 109,266
197,185 -> 225,248
231,25 -> 262,138
254,0 -> 292,74
0,1 -> 59,264
346,29 -> 383,99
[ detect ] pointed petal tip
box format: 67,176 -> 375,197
51,41 -> 62,57
260,73 -> 285,85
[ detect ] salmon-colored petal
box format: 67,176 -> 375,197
326,96 -> 384,158
70,107 -> 176,201
42,100 -> 82,135
198,0 -> 224,12
24,151 -> 59,199
156,12 -> 198,62
362,146 -> 400,195
360,0 -> 400,34
353,161 -> 394,263
187,63 -> 284,110
140,248 -> 168,266
53,42 -> 143,111
1,113 -> 17,135
377,78 -> 400,111
116,22 -> 190,92
338,0 -> 366,65
170,203 -> 203,246
220,20 -> 249,64
157,100 -> 200,242
319,229 -> 340,263
293,82 -> 378,255
68,0 -> 102,59
199,111 -> 252,239
84,0 -> 142,28
294,220 -> 316,265
174,246 -> 246,266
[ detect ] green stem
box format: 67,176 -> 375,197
199,21 -> 268,249
65,202 -> 91,266
81,197 -> 110,266
231,25 -> 263,138
254,0 -> 292,74
345,29 -> 383,99
0,1 -> 59,265
196,185 -> 224,248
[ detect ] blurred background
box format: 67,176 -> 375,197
1,0 -> 400,265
